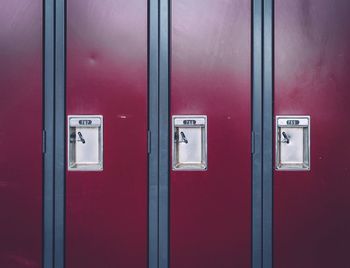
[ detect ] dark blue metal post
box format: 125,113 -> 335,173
252,0 -> 263,267
43,0 -> 55,267
149,0 -> 160,267
159,0 -> 170,267
262,0 -> 273,267
149,0 -> 170,267
54,0 -> 66,267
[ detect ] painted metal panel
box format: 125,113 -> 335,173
0,1 -> 43,267
274,1 -> 350,267
66,1 -> 148,267
170,1 -> 251,267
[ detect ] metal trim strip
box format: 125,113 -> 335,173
252,0 -> 263,267
43,0 -> 55,266
54,0 -> 66,267
158,0 -> 170,267
262,0 -> 274,267
148,0 -> 160,266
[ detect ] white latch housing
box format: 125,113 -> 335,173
276,115 -> 310,171
67,115 -> 103,171
172,115 -> 207,171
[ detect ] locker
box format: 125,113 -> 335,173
65,1 -> 148,267
170,1 -> 252,267
274,1 -> 350,267
0,1 -> 43,267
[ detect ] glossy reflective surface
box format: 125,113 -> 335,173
66,1 -> 148,267
0,1 -> 42,267
275,1 -> 350,267
170,1 -> 251,267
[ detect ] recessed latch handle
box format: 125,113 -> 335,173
175,131 -> 188,144
282,131 -> 290,144
180,132 -> 188,144
70,132 -> 86,144
77,132 -> 86,144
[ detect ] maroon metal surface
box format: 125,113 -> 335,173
66,1 -> 148,267
0,1 -> 42,267
170,1 -> 251,267
274,1 -> 350,267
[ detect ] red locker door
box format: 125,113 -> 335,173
170,1 -> 251,267
274,1 -> 350,267
0,1 -> 43,267
66,1 -> 148,267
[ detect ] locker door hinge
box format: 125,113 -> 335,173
251,131 -> 255,155
147,130 -> 151,154
42,129 -> 46,154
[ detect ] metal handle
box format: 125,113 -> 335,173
77,132 -> 86,144
281,131 -> 290,144
174,131 -> 188,144
70,132 -> 86,144
180,132 -> 188,144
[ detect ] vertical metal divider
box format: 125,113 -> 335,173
149,0 -> 160,267
149,0 -> 170,267
54,0 -> 66,267
158,0 -> 170,267
252,0 -> 263,267
262,0 -> 273,267
44,0 -> 55,267
253,0 -> 274,267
